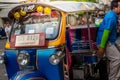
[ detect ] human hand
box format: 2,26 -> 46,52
96,47 -> 105,58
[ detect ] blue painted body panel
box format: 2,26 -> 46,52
5,49 -> 38,79
5,50 -> 19,79
37,48 -> 64,80
5,48 -> 64,80
10,71 -> 46,80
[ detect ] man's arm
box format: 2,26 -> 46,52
97,29 -> 110,58
100,29 -> 111,48
97,18 -> 114,58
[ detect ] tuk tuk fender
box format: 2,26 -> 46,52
37,48 -> 64,80
10,71 -> 46,80
4,49 -> 38,79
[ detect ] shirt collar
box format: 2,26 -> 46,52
111,10 -> 118,20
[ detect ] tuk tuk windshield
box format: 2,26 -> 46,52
12,11 -> 61,40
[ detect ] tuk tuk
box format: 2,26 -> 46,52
0,1 -> 103,80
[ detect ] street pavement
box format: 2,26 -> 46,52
0,39 -> 8,80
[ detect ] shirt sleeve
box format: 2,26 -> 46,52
100,29 -> 110,48
104,18 -> 115,30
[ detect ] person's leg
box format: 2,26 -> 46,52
106,44 -> 120,80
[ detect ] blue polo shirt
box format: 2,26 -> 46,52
96,10 -> 118,45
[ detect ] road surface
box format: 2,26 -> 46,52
0,39 -> 8,80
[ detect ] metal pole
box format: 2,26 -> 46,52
86,11 -> 92,52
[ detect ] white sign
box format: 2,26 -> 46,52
46,27 -> 54,34
15,34 -> 40,47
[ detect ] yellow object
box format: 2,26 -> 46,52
44,7 -> 51,15
20,10 -> 26,16
5,41 -> 10,49
37,6 -> 43,12
14,12 -> 20,19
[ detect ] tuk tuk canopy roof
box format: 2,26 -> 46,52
8,1 -> 104,19
10,1 -> 103,11
49,1 -> 103,12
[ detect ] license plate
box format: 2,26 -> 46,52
11,33 -> 45,48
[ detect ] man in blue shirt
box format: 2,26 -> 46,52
96,0 -> 120,80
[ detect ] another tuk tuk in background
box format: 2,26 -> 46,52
0,1 -> 103,80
